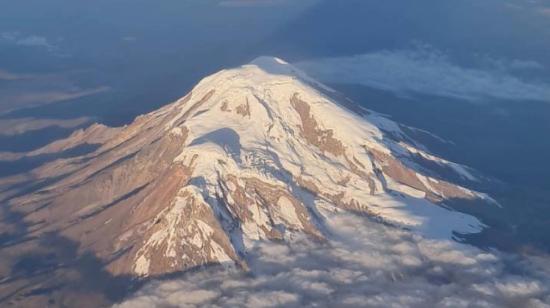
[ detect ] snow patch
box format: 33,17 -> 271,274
275,196 -> 302,227
134,255 -> 150,276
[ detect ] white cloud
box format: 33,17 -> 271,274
495,279 -> 544,298
0,32 -> 58,51
506,0 -> 550,18
245,291 -> 300,307
0,85 -> 110,115
16,35 -> 54,48
0,68 -> 110,115
114,212 -> 550,307
296,47 -> 550,102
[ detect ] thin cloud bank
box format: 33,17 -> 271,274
115,212 -> 550,308
296,48 -> 550,102
505,0 -> 550,17
0,32 -> 58,52
0,68 -> 110,115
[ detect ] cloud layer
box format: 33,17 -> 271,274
115,212 -> 550,308
0,68 -> 110,115
0,32 -> 58,52
296,48 -> 550,102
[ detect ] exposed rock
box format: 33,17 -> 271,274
235,98 -> 251,117
290,93 -> 345,157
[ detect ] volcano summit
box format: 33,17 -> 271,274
0,57 -> 495,305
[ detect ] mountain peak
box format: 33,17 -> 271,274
250,56 -> 290,68
5,59 -> 492,278
247,56 -> 298,76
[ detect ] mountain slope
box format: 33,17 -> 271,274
1,57 -> 492,279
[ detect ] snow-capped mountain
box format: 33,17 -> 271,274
2,57 -> 493,278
